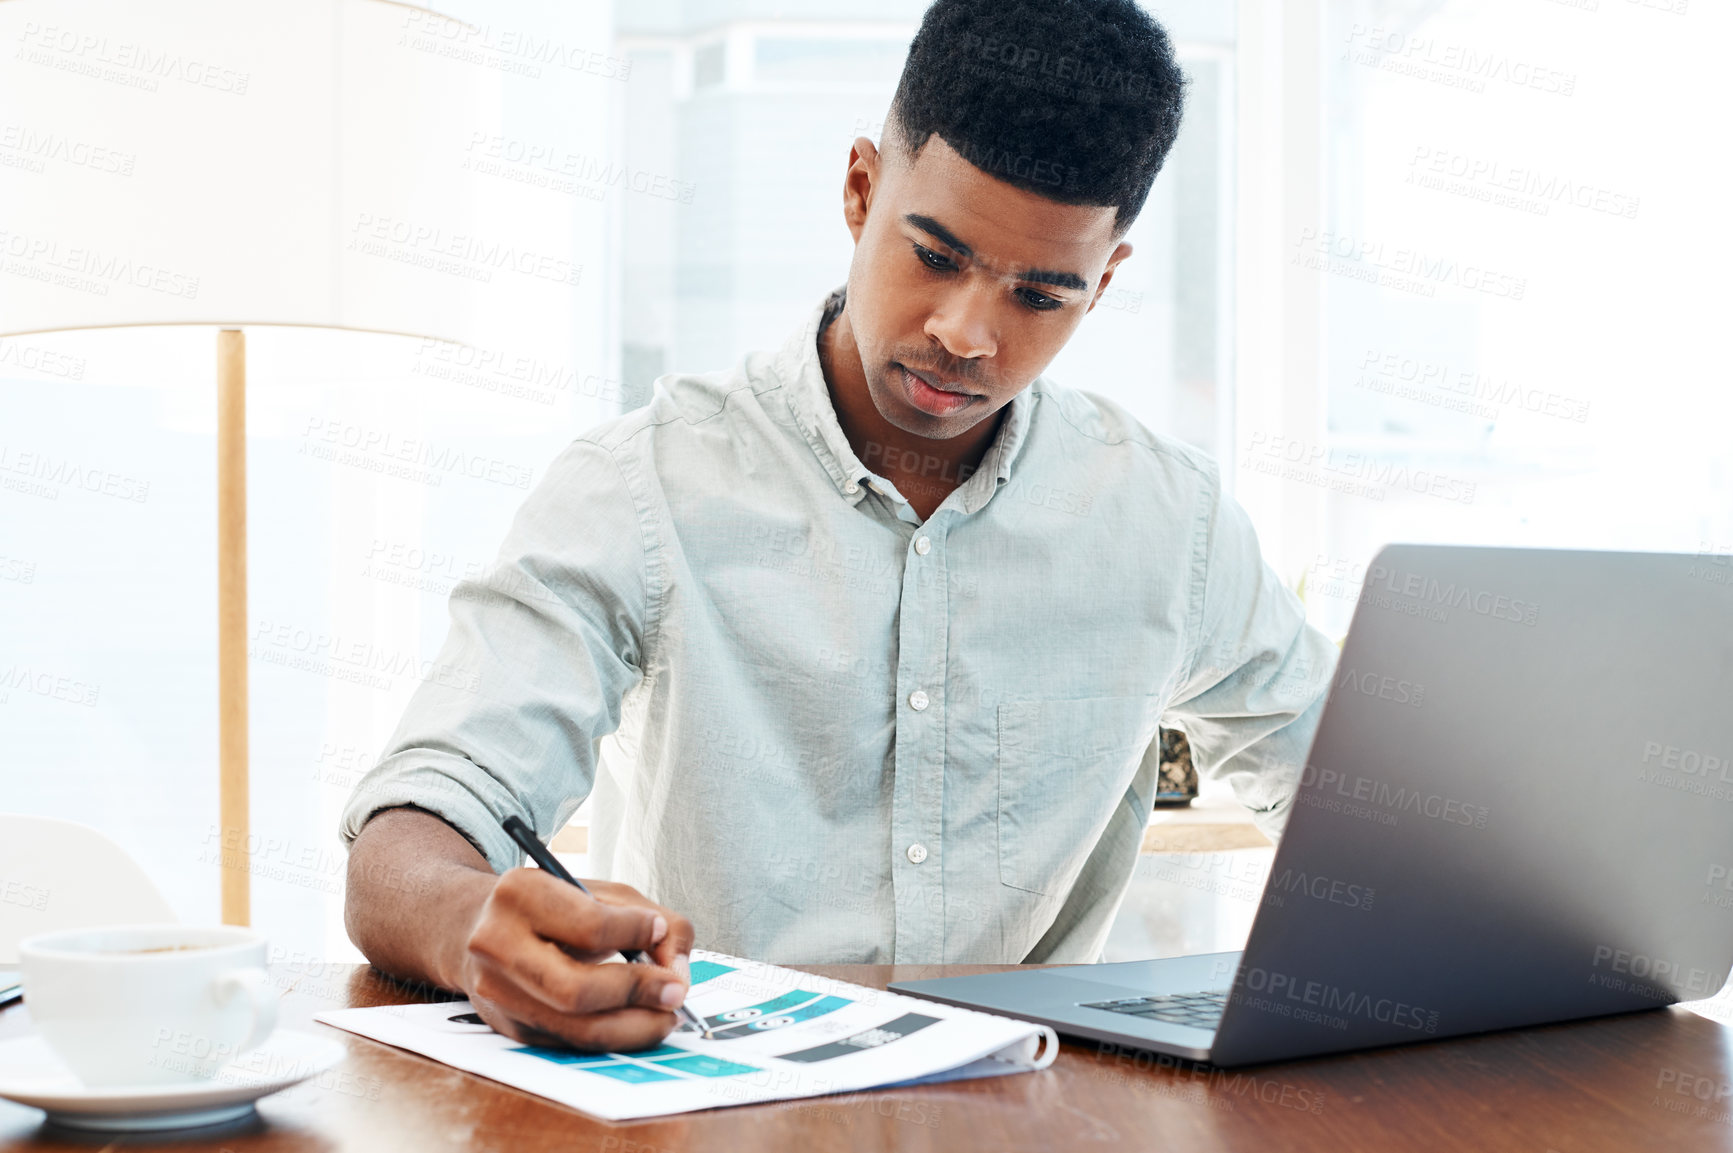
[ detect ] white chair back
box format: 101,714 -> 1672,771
0,814 -> 176,964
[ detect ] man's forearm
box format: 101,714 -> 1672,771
345,806 -> 501,992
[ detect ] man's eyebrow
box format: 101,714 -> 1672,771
902,213 -> 1089,293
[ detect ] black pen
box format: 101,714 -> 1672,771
500,815 -> 710,1040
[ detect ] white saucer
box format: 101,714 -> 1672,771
0,1028 -> 347,1132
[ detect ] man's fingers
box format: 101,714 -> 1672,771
649,911 -> 696,971
553,1006 -> 686,1053
470,991 -> 678,1054
585,880 -> 696,970
498,869 -> 665,959
462,870 -> 699,1054
491,944 -> 687,1017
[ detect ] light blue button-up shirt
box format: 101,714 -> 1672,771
340,288 -> 1339,965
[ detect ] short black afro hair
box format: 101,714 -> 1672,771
886,0 -> 1187,238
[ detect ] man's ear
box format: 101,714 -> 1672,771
841,136 -> 881,244
1087,242 -> 1135,313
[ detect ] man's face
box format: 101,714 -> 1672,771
840,132 -> 1133,441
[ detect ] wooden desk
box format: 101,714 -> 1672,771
3,963 -> 1730,1152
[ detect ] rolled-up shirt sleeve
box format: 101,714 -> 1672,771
1164,483 -> 1339,841
337,438 -> 651,874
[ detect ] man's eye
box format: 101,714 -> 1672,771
1019,288 -> 1061,311
915,245 -> 953,271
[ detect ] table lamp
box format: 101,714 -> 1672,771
0,0 -> 569,925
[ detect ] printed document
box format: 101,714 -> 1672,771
317,949 -> 1057,1121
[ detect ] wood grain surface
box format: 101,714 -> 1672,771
2,962 -> 1730,1152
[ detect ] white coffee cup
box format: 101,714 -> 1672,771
18,924 -> 277,1088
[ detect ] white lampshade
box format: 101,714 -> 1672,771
0,0 -> 606,928
0,0 -> 585,344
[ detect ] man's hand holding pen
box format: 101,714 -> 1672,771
455,868 -> 697,1053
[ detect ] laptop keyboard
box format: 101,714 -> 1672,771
1080,990 -> 1228,1031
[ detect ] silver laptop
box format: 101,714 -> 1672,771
891,544 -> 1733,1066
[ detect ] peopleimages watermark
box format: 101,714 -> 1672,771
14,20 -> 251,95
0,122 -> 135,178
0,664 -> 100,707
0,876 -> 50,912
1242,432 -> 1478,506
949,137 -> 1080,192
1334,656 -> 1428,704
1352,346 -> 1591,425
1309,552 -> 1538,630
1262,867 -> 1376,913
398,9 -> 633,83
760,842 -> 881,921
360,537 -> 566,609
1625,0 -> 1690,15
1296,760 -> 1491,831
954,29 -> 1164,103
1091,1043 -> 1328,1114
300,417 -> 535,490
1653,1068 -> 1730,1126
310,741 -> 377,791
1098,286 -> 1142,314
813,645 -> 893,688
1231,965 -> 1440,1034
1354,560 -> 1540,628
1142,849 -> 1270,907
1638,738 -> 1733,802
0,443 -> 151,503
1681,979 -> 1733,1029
694,722 -> 857,796
1191,639 -> 1330,699
410,339 -> 628,409
197,825 -> 345,897
777,1092 -> 946,1133
855,438 -> 1093,519
151,1025 -> 384,1098
462,133 -> 695,205
1342,25 -> 1577,97
750,524 -> 900,598
361,538 -> 491,598
1590,944 -> 1727,999
0,336 -> 86,381
1406,145 -> 1639,221
1687,542 -> 1733,592
0,227 -> 200,300
1292,227 -> 1527,301
249,618 -> 482,695
1705,862 -> 1733,911
198,826 -> 430,901
860,440 -> 977,488
0,555 -> 36,585
346,213 -> 581,287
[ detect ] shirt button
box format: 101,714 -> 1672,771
906,843 -> 928,864
844,481 -> 860,494
914,536 -> 931,555
908,690 -> 929,711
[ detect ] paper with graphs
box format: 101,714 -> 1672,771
317,949 -> 1057,1120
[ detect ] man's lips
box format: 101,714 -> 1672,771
896,363 -> 978,417
898,363 -> 973,396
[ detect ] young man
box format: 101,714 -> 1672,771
342,0 -> 1337,1054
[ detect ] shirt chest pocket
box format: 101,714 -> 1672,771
996,695 -> 1163,897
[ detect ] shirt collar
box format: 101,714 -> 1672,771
777,287 -> 1037,512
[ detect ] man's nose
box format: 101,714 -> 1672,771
923,282 -> 997,363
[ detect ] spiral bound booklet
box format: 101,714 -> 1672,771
316,949 -> 1058,1121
